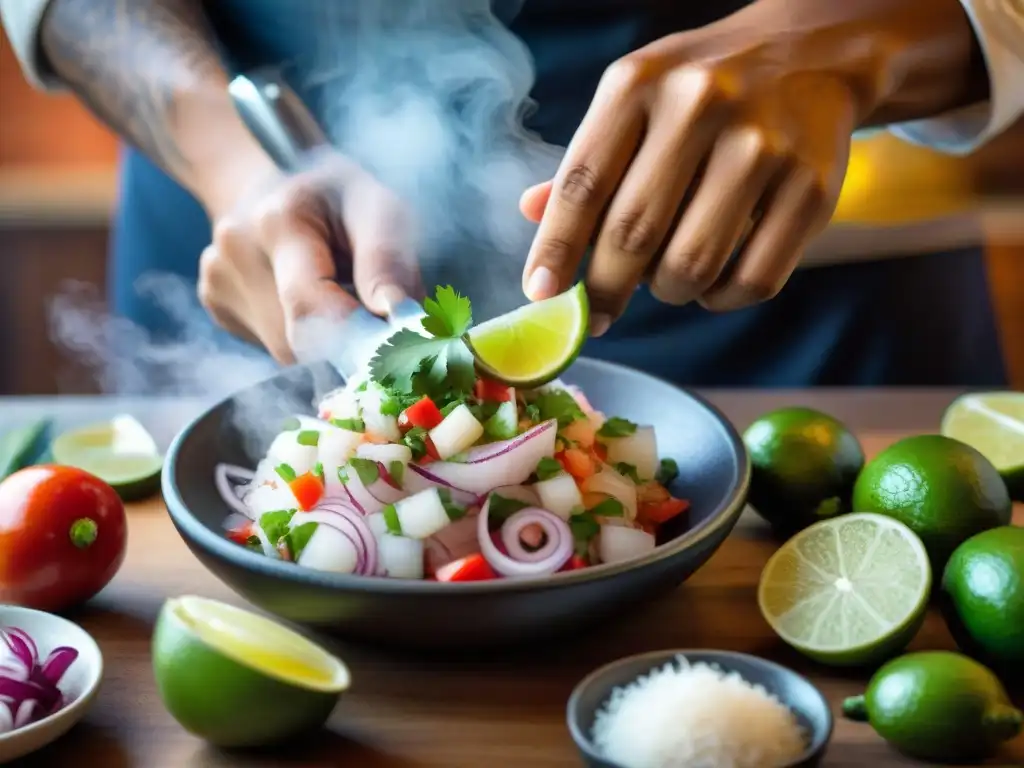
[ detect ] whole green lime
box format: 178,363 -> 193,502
941,526 -> 1024,679
843,651 -> 1022,763
852,435 -> 1012,574
743,407 -> 864,535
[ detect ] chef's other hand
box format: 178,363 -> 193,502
198,151 -> 420,364
520,4 -> 870,334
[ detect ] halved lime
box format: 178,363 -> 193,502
758,512 -> 932,666
50,414 -> 163,501
466,281 -> 589,387
152,596 -> 350,747
941,392 -> 1024,500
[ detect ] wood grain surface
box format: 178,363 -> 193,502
10,401 -> 1024,768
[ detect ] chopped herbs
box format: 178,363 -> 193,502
438,488 -> 467,521
422,285 -> 473,337
589,497 -> 626,518
382,504 -> 402,534
296,429 -> 320,446
440,399 -> 465,418
598,417 -> 638,438
313,462 -> 324,481
285,522 -> 317,560
488,493 -> 530,525
275,463 -> 297,483
388,460 -> 405,487
337,466 -> 350,484
532,389 -> 585,428
568,510 -> 601,556
402,427 -> 429,460
244,534 -> 262,552
614,462 -> 642,484
523,402 -> 541,422
355,381 -> 368,392
483,401 -> 517,440
331,417 -> 365,432
348,457 -> 380,486
259,509 -> 295,545
535,456 -> 563,481
655,458 -> 679,486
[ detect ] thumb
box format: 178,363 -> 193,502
520,180 -> 553,224
342,179 -> 422,316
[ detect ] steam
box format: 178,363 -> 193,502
46,0 -> 562,454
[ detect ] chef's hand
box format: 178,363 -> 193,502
519,7 -> 863,334
198,150 -> 420,363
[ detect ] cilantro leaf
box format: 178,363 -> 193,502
614,462 -> 642,484
369,329 -> 451,394
382,504 -> 402,534
656,458 -> 680,486
388,460 -> 405,487
532,390 -> 585,428
285,522 -> 317,560
259,509 -> 296,545
331,417 -> 365,432
438,488 -> 467,521
420,285 -> 473,338
402,427 -> 428,460
275,463 -> 296,483
589,497 -> 625,518
419,339 -> 476,398
296,430 -> 320,447
568,510 -> 600,556
348,457 -> 380,486
535,456 -> 563,481
598,417 -> 637,438
488,494 -> 531,525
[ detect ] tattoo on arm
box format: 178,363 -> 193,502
40,0 -> 225,177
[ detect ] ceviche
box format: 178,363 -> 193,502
217,287 -> 688,582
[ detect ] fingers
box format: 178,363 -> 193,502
519,181 -> 552,224
585,83 -> 723,330
652,126 -> 785,305
522,60 -> 646,301
699,165 -> 834,311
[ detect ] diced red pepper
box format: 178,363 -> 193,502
226,520 -> 254,546
557,447 -> 597,481
435,553 -> 498,582
289,472 -> 325,511
474,377 -> 514,403
558,554 -> 589,572
638,497 -> 690,525
400,396 -> 444,430
414,435 -> 441,465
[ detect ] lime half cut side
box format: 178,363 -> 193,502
941,391 -> 1024,500
50,414 -> 163,501
152,596 -> 350,747
466,281 -> 589,387
758,512 -> 932,667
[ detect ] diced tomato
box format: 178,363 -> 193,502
226,520 -> 254,546
415,435 -> 442,465
557,447 -> 597,481
474,377 -> 514,403
400,396 -> 444,430
558,554 -> 589,572
591,442 -> 608,463
289,472 -> 325,512
638,497 -> 690,525
638,480 -> 671,505
562,418 -> 596,448
435,553 -> 498,582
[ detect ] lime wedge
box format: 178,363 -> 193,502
50,414 -> 163,501
466,281 -> 589,387
941,392 -> 1024,500
153,596 -> 350,747
758,512 -> 932,666
0,418 -> 51,482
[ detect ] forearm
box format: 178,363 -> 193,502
39,0 -> 274,218
736,0 -> 988,127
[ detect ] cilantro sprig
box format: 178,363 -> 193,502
368,286 -> 477,398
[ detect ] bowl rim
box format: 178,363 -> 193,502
565,648 -> 834,766
0,605 -> 104,744
162,356 -> 751,595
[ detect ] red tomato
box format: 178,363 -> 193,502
399,397 -> 444,430
473,377 -> 514,403
435,554 -> 497,582
0,465 -> 128,612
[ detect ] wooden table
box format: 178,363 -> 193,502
6,391 -> 1023,768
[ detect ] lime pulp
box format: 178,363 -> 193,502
758,512 -> 931,666
466,281 -> 589,387
941,391 -> 1024,499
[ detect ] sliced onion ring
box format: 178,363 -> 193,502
477,497 -> 572,577
214,463 -> 256,516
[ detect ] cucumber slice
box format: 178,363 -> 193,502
51,414 -> 163,501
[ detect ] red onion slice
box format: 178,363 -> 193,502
501,509 -> 564,564
338,468 -> 384,516
405,466 -> 481,506
1,628 -> 36,669
40,648 -> 79,685
295,501 -> 379,577
214,463 -> 256,516
477,497 -> 573,577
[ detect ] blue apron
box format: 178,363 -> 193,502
111,0 -> 1007,387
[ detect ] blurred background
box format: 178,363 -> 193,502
2,29 -> 1022,395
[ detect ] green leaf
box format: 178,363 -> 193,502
297,430 -> 320,447
484,401 -> 518,440
589,497 -> 625,518
533,390 -> 585,428
438,488 -> 467,521
535,456 -> 563,481
369,328 -> 451,394
597,417 -> 637,438
382,504 -> 402,535
655,458 -> 679,486
402,427 -> 428,460
331,417 -> 365,432
244,535 -> 262,552
259,509 -> 296,545
285,522 -> 317,560
614,462 -> 641,484
568,511 -> 600,556
313,462 -> 324,481
420,285 -> 473,338
337,466 -> 349,484
524,403 -> 541,423
388,460 -> 405,487
488,493 -> 530,525
348,457 -> 380,486
275,463 -> 296,483
440,399 -> 465,418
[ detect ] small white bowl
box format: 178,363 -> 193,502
0,606 -> 104,764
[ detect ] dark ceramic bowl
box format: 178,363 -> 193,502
163,358 -> 749,650
568,649 -> 833,767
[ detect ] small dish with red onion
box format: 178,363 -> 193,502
0,605 -> 103,763
215,288 -> 690,583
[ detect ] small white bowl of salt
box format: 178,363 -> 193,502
567,649 -> 832,768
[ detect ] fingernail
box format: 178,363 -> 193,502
590,313 -> 611,338
373,285 -> 406,314
525,267 -> 558,301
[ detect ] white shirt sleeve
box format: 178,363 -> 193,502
888,0 -> 1024,155
0,0 -> 62,90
